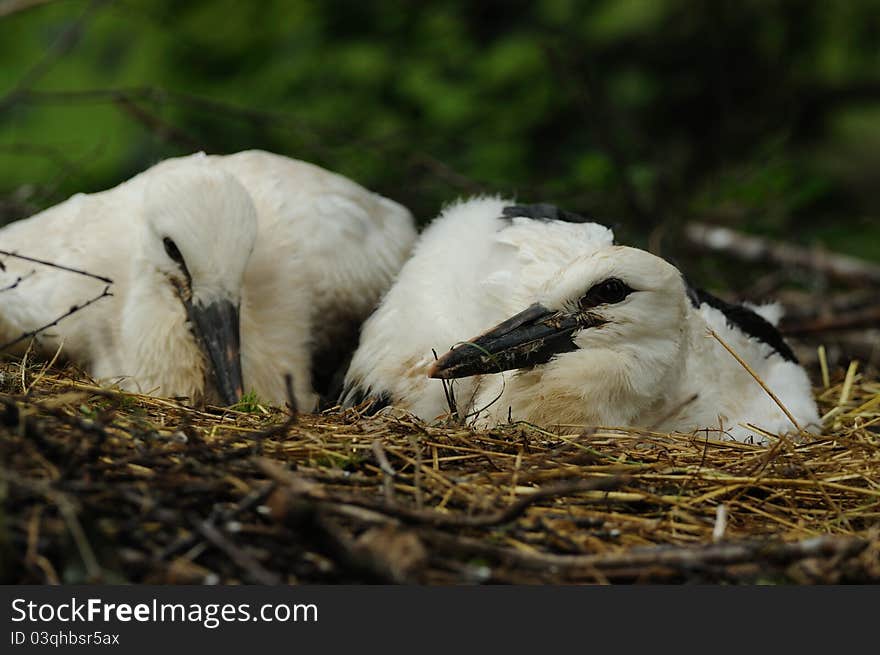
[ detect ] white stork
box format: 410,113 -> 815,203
0,150 -> 416,409
342,196 -> 614,418
343,197 -> 820,443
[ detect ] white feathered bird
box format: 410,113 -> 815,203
0,150 -> 416,409
342,197 -> 615,418
343,197 -> 820,443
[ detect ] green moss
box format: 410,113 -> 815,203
231,391 -> 264,414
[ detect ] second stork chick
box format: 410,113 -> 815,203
344,198 -> 820,443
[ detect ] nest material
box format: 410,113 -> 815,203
0,358 -> 878,584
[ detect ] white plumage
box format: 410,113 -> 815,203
342,196 -> 615,419
0,150 -> 416,409
343,197 -> 820,444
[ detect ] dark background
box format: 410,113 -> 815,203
1,0 -> 878,367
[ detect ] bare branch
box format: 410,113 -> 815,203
0,268 -> 36,292
0,0 -> 58,19
0,284 -> 112,352
113,95 -> 204,151
18,86 -> 324,146
0,143 -> 93,189
685,222 -> 880,286
782,306 -> 880,335
421,530 -> 868,577
258,457 -> 627,529
0,0 -> 110,112
0,250 -> 113,284
194,519 -> 281,585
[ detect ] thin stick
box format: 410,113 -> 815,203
25,337 -> 65,394
0,0 -> 109,111
0,250 -> 113,284
409,434 -> 424,510
818,345 -> 830,389
157,482 -> 276,561
259,458 -> 627,529
195,520 -> 280,585
0,468 -> 102,581
0,285 -> 113,352
371,439 -> 396,503
708,329 -> 802,433
432,348 -> 459,422
709,329 -> 852,530
0,0 -> 59,19
422,531 -> 867,576
839,361 -> 859,409
0,269 -> 36,292
685,222 -> 880,286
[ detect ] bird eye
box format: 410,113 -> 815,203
579,277 -> 632,309
163,237 -> 184,265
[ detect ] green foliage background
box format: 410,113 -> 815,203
2,0 -> 879,274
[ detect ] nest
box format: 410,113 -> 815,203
1,357 -> 878,584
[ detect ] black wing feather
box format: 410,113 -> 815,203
688,286 -> 798,363
502,203 -> 594,224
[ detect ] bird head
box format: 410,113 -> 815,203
140,163 -> 258,405
429,246 -> 690,399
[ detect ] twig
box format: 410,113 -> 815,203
0,0 -> 109,111
244,375 -> 297,452
310,514 -> 418,584
591,535 -> 870,570
371,439 -> 396,503
709,328 -> 852,531
263,483 -> 417,583
409,434 -> 423,510
0,250 -> 113,284
194,520 -> 280,585
113,95 -> 204,151
0,284 -> 113,352
422,531 -> 867,578
55,496 -> 103,581
0,0 -> 58,19
24,505 -> 60,584
685,222 -> 880,286
409,153 -> 484,194
432,348 -> 459,422
0,141 -> 105,205
708,328 -> 801,433
157,482 -> 276,561
18,86 -> 325,149
0,269 -> 35,292
0,468 -> 102,581
24,336 -> 65,394
258,458 -> 627,529
712,504 -> 728,543
781,307 -> 880,335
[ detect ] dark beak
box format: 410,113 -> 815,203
186,298 -> 244,405
429,303 -> 600,379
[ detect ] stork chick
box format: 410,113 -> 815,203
345,198 -> 820,443
1,151 -> 416,408
342,196 -> 615,419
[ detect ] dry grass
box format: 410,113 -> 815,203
1,357 -> 878,584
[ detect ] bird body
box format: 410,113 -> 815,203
342,196 -> 615,420
344,198 -> 820,444
1,150 -> 416,409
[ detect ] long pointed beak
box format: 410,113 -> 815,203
186,298 -> 244,405
429,303 -> 601,380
